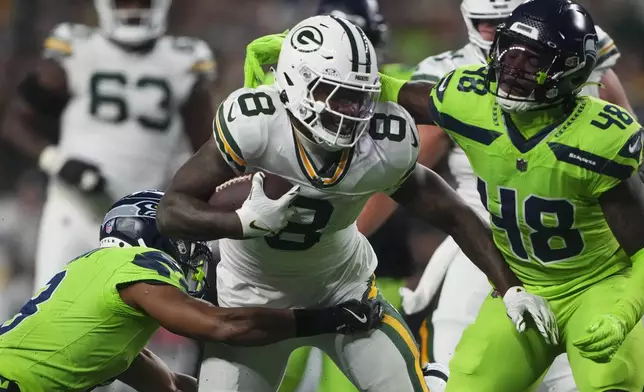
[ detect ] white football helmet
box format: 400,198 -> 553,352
275,15 -> 381,151
461,0 -> 525,52
94,0 -> 171,46
423,362 -> 449,392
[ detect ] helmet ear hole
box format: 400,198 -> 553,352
279,90 -> 289,104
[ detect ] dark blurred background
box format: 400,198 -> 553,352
0,0 -> 642,388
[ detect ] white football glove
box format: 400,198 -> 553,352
503,286 -> 559,345
235,172 -> 300,238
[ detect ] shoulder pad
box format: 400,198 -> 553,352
369,102 -> 419,192
43,23 -> 94,60
412,49 -> 466,83
168,36 -> 217,81
429,64 -> 488,117
120,249 -> 189,292
555,98 -> 642,194
594,25 -> 620,71
213,86 -> 279,172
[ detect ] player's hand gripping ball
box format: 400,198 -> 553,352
209,171 -> 295,211
210,172 -> 299,238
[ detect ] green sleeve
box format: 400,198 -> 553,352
105,250 -> 188,316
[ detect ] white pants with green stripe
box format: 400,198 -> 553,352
199,280 -> 428,392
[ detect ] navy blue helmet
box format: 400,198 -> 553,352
317,0 -> 388,49
486,0 -> 598,112
100,190 -> 211,297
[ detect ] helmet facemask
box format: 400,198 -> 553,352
95,0 -> 170,46
294,72 -> 379,151
166,239 -> 211,298
487,30 -> 562,113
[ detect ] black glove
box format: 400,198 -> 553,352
58,158 -> 106,194
294,298 -> 384,337
39,146 -> 106,194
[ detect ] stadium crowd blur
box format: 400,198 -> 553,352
0,0 -> 643,388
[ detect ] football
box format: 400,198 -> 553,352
208,172 -> 294,211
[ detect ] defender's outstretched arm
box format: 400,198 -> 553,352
120,282 -> 383,347
391,164 -> 521,295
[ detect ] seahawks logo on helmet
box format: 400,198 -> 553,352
291,25 -> 324,53
134,200 -> 158,217
102,196 -> 160,225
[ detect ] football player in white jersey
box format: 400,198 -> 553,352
158,15 -> 558,392
1,0 -> 216,290
358,1 -> 633,391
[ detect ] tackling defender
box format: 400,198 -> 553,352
159,15 -> 557,392
358,0 -> 633,391
2,0 -> 216,290
367,0 -> 644,390
0,190 -> 381,392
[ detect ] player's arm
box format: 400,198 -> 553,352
574,125 -> 644,361
599,69 -> 634,116
180,75 -> 214,151
358,67 -> 446,237
119,282 -> 383,346
2,24 -> 105,194
1,58 -> 67,161
380,73 -> 436,125
357,105 -> 450,237
157,136 -> 242,240
392,164 -> 521,295
180,40 -> 217,151
117,348 -> 196,392
409,63 -> 453,168
599,173 -> 644,317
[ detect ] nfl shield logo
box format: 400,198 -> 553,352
516,158 -> 528,172
105,219 -> 114,234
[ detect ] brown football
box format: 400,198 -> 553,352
208,172 -> 294,211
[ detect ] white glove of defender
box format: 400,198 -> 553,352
503,286 -> 559,345
235,172 -> 300,238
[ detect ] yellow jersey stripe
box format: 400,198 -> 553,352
44,38 -> 72,54
215,104 -> 246,168
293,133 -> 353,187
383,314 -> 430,392
419,319 -> 430,365
599,42 -> 615,57
192,60 -> 216,73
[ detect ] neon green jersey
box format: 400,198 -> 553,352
429,64 -> 643,297
0,247 -> 188,392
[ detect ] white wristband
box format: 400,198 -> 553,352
38,145 -> 65,176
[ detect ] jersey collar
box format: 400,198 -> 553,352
292,130 -> 355,188
500,100 -> 584,154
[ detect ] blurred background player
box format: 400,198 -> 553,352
358,1 -> 634,392
1,0 -> 216,292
